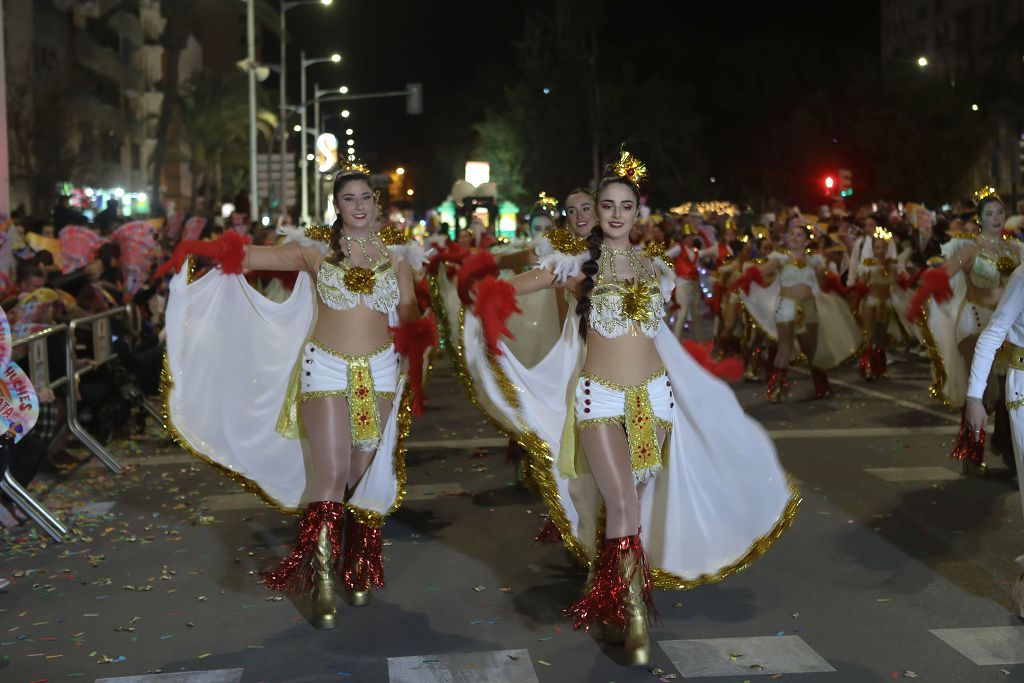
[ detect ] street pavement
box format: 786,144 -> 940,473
4,348 -> 1024,682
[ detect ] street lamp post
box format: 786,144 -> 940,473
280,0 -> 333,220
247,0 -> 258,223
298,51 -> 342,225
312,84 -> 350,223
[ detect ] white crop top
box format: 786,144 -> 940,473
588,246 -> 674,339
771,251 -> 822,288
316,253 -> 399,313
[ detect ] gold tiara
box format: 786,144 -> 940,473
873,226 -> 893,241
610,147 -> 648,185
537,191 -> 558,211
337,158 -> 372,177
973,186 -> 1000,203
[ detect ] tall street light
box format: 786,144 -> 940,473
247,0 -> 257,222
299,51 -> 342,225
313,83 -> 349,222
280,0 -> 333,218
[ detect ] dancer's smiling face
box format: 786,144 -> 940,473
565,192 -> 595,237
978,199 -> 1005,233
333,178 -> 376,231
597,181 -> 639,242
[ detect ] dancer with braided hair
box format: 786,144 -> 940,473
159,161 -> 435,629
460,150 -> 797,667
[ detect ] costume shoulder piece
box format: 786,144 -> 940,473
642,240 -> 667,261
535,228 -> 589,283
377,224 -> 428,271
277,224 -> 332,254
940,235 -> 976,259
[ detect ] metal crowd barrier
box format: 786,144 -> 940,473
2,305 -> 148,542
1,324 -> 70,542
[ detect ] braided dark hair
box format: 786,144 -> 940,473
327,171 -> 372,265
575,225 -> 604,341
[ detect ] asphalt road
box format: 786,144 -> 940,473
3,348 -> 1024,682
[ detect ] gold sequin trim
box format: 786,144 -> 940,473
161,355 -> 410,520
343,266 -> 376,294
377,224 -> 410,246
429,272 -> 590,566
578,416 -> 672,433
578,370 -> 667,393
308,339 -> 394,361
299,389 -> 397,403
546,228 -> 588,256
914,305 -> 955,410
651,477 -> 801,590
1007,398 -> 1024,411
305,224 -> 332,244
642,240 -> 667,261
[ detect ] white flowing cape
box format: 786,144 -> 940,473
740,276 -> 861,370
441,267 -> 799,588
163,266 -> 407,516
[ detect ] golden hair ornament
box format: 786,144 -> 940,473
973,186 -> 1000,204
536,192 -> 559,215
872,226 -> 893,241
337,158 -> 372,178
610,146 -> 648,185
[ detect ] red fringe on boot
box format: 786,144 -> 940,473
858,348 -> 872,380
871,345 -> 888,379
343,513 -> 385,592
565,535 -> 655,631
262,501 -> 344,594
950,409 -> 986,465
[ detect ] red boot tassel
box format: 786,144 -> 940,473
262,501 -> 344,594
872,345 -> 888,379
565,534 -> 655,632
533,518 -> 563,544
811,368 -> 833,399
343,512 -> 385,591
858,349 -> 872,380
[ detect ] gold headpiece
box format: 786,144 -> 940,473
536,192 -> 558,213
872,226 -> 893,241
337,158 -> 372,178
973,186 -> 1000,204
680,222 -> 695,236
609,146 -> 648,185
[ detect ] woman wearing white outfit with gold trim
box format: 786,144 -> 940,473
462,150 -> 798,667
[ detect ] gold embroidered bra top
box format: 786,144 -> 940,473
970,248 -> 1018,290
859,258 -> 895,286
589,247 -> 669,339
316,249 -> 399,313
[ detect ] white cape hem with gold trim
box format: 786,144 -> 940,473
461,303 -> 799,585
164,266 -> 405,515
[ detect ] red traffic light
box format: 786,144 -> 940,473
824,176 -> 835,189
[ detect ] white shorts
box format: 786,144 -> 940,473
956,303 -> 993,344
774,297 -> 818,327
300,340 -> 400,450
576,371 -> 674,481
674,278 -> 699,306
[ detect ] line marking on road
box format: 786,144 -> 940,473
659,636 -> 835,677
865,466 -> 961,482
769,425 -> 958,440
790,368 -> 958,423
930,626 -> 1024,666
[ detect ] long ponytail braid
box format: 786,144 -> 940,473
575,225 -> 604,341
327,216 -> 346,265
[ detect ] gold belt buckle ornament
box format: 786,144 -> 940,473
343,266 -> 376,294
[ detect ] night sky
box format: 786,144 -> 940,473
281,1 -> 881,206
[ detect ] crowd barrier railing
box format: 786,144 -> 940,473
1,324 -> 70,542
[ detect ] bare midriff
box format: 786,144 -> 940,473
780,284 -> 813,302
869,283 -> 891,300
582,333 -> 664,386
967,283 -> 1003,311
310,301 -> 391,356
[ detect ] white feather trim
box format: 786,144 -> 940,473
276,225 -> 331,254
654,258 -> 676,301
385,240 -> 428,272
538,250 -> 587,283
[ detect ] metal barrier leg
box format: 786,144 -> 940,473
141,399 -> 163,422
0,468 -> 68,543
65,387 -> 123,475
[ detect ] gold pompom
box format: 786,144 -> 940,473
547,228 -> 588,256
536,191 -> 559,214
610,146 -> 648,185
305,224 -> 332,244
620,278 -> 655,323
642,240 -> 667,260
343,266 -> 376,294
377,224 -> 409,246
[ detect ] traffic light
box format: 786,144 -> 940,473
824,176 -> 835,190
406,83 -> 423,115
838,168 -> 853,197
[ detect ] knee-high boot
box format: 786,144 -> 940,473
342,510 -> 385,606
565,533 -> 656,666
261,501 -> 343,629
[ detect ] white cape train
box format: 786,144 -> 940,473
434,267 -> 799,589
162,265 -> 408,519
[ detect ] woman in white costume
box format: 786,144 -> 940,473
157,162 -> 434,629
850,227 -> 912,381
730,223 -> 860,401
909,192 -> 1023,472
965,265 -> 1024,615
464,151 -> 797,667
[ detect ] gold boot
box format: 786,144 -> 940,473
310,524 -> 337,629
347,589 -> 370,606
622,548 -> 651,666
